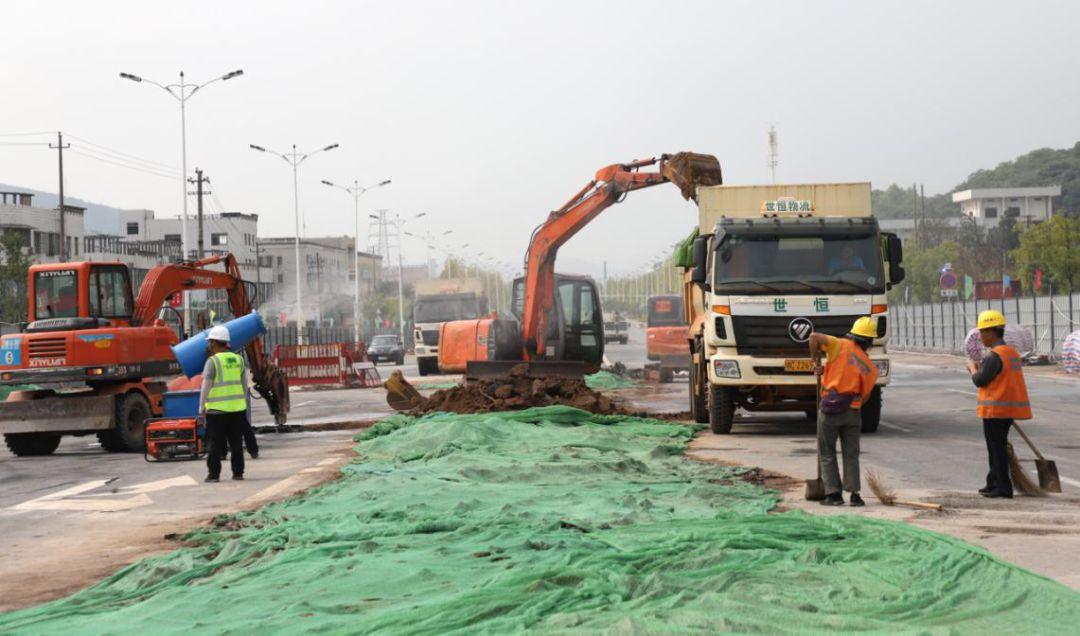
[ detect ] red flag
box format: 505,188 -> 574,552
1034,269 -> 1043,291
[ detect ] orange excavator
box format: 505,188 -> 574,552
437,152 -> 722,382
0,253 -> 289,456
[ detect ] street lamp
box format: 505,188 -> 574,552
322,178 -> 391,344
249,142 -> 339,344
120,67 -> 243,333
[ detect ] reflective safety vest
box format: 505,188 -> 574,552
977,344 -> 1032,420
205,351 -> 247,413
821,337 -> 878,410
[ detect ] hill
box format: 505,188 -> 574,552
0,183 -> 125,234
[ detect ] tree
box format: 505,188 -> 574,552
1011,215 -> 1080,293
0,232 -> 32,325
896,240 -> 962,302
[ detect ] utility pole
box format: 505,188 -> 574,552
49,132 -> 70,261
187,169 -> 210,258
767,125 -> 778,184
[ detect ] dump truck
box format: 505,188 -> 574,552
645,295 -> 689,382
679,183 -> 905,434
412,278 -> 488,376
603,312 -> 629,345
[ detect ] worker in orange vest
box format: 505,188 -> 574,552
965,310 -> 1032,498
809,317 -> 880,507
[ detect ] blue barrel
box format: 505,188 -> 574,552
171,312 -> 267,378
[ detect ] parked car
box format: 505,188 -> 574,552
367,334 -> 405,365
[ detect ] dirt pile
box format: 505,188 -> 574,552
410,363 -> 620,415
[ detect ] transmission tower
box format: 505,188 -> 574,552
767,124 -> 778,184
367,209 -> 392,258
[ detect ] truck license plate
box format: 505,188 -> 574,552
784,359 -> 814,372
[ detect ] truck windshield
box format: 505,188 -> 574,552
414,296 -> 480,323
34,270 -> 79,319
648,297 -> 685,327
713,233 -> 885,294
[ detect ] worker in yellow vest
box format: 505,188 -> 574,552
809,317 -> 880,507
199,325 -> 251,483
965,310 -> 1032,498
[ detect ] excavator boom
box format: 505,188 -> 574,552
520,152 -> 721,359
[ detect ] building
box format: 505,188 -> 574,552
82,235 -> 182,291
951,186 -> 1061,228
0,191 -> 86,262
260,236 -> 383,326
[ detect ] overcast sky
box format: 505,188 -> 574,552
3,0 -> 1078,278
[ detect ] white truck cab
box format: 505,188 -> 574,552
684,183 -> 905,434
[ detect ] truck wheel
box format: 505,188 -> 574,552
417,357 -> 436,376
397,354 -> 405,366
99,392 -> 151,452
688,356 -> 708,424
860,387 -> 882,433
708,384 -> 735,434
660,368 -> 674,383
4,433 -> 61,456
805,409 -> 818,422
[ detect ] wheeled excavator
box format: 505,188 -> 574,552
0,253 -> 289,455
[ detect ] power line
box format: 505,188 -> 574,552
66,146 -> 180,180
64,133 -> 179,171
0,131 -> 53,137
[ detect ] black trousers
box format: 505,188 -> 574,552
226,420 -> 259,457
983,418 -> 1013,495
206,411 -> 247,479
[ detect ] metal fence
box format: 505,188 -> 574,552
262,326 -> 357,354
891,291 -> 1080,356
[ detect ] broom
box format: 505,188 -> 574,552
866,469 -> 944,511
1007,442 -> 1047,497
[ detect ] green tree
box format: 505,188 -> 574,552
1011,215 -> 1080,293
0,232 -> 32,325
896,240 -> 962,302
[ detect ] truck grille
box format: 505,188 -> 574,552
421,330 -> 440,346
731,315 -> 858,357
28,337 -> 67,360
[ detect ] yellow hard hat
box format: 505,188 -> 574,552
977,310 -> 1006,330
849,316 -> 878,339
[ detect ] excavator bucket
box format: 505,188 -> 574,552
662,152 -> 723,202
465,360 -> 586,384
384,370 -> 425,411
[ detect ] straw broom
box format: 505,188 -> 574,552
1007,442 -> 1046,497
866,469 -> 944,511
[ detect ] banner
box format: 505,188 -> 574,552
1035,269 -> 1043,291
963,275 -> 974,299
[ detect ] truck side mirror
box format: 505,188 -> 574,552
690,236 -> 709,289
885,233 -> 905,285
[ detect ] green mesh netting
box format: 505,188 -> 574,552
584,370 -> 637,390
2,406 -> 1077,634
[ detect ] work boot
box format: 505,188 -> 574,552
204,476 -> 219,483
981,490 -> 1013,499
820,492 -> 844,506
249,452 -> 259,459
232,474 -> 244,481
978,486 -> 994,494
849,492 -> 865,507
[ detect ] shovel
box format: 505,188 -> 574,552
805,375 -> 826,501
1013,423 -> 1061,493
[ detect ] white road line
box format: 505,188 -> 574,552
1059,476 -> 1080,489
316,458 -> 337,466
946,388 -> 977,396
880,421 -> 914,433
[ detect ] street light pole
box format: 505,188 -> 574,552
322,178 -> 391,344
250,142 -> 339,344
120,68 -> 242,335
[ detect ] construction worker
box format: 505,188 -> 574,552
809,317 -> 880,507
965,310 -> 1032,499
199,325 -> 251,482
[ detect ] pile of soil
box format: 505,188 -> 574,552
410,363 -> 621,415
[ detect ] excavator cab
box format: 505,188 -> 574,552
28,262 -> 136,332
510,273 -> 604,370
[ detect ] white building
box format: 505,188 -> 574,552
0,191 -> 86,262
951,186 -> 1061,228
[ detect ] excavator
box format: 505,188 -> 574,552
435,152 -> 722,384
0,253 -> 289,456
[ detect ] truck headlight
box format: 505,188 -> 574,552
713,359 -> 740,379
873,360 -> 889,376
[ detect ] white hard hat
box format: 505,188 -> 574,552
208,325 -> 231,344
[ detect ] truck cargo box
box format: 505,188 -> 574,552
697,182 -> 872,231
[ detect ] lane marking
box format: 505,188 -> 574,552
1059,476 -> 1080,489
880,421 -> 914,433
946,388 -> 977,396
317,458 -> 337,466
10,475 -> 196,512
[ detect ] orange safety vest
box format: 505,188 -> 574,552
977,344 -> 1032,420
821,337 -> 878,410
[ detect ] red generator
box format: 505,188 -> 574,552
144,417 -> 203,461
